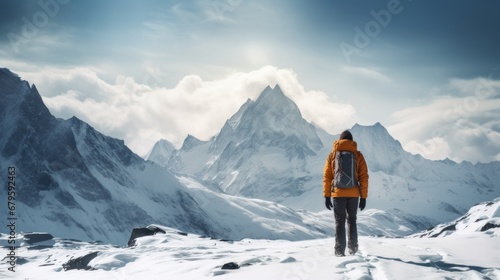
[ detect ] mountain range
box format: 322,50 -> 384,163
148,84 -> 500,225
0,68 -> 330,245
1,67 -> 499,246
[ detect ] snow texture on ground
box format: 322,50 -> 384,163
1,223 -> 498,280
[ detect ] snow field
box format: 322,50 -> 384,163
1,228 -> 498,280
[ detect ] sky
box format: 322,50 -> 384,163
0,0 -> 499,163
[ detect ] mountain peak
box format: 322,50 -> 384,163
351,122 -> 393,140
352,122 -> 383,130
250,84 -> 305,125
255,84 -> 288,104
349,122 -> 407,173
145,139 -> 175,166
0,68 -> 31,99
0,70 -> 54,158
0,68 -> 20,79
210,84 -> 323,163
181,134 -> 206,151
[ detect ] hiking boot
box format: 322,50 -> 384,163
335,251 -> 345,257
348,246 -> 358,255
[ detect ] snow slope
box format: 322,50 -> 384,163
411,198 -> 500,238
1,199 -> 499,279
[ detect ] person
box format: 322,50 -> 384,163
323,130 -> 369,257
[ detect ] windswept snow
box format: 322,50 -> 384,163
1,221 -> 498,280
2,199 -> 499,279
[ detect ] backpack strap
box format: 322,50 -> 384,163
355,151 -> 362,198
329,151 -> 336,193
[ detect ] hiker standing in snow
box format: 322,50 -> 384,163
323,130 -> 369,257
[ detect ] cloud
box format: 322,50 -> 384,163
447,76 -> 500,98
403,137 -> 451,161
388,77 -> 500,163
340,65 -> 392,84
196,0 -> 246,23
23,65 -> 355,157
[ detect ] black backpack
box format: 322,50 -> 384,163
332,151 -> 359,189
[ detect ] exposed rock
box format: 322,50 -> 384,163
23,233 -> 54,245
62,251 -> 99,271
221,262 -> 240,270
430,224 -> 456,238
127,226 -> 166,247
481,222 -> 500,231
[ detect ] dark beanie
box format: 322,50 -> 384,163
340,130 -> 353,141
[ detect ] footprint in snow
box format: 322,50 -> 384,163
335,256 -> 375,280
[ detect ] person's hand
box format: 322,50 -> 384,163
359,198 -> 366,211
325,197 -> 333,210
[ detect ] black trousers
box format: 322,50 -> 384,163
333,197 -> 359,254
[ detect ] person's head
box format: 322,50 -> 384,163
339,130 -> 353,141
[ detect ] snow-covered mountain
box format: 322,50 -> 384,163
150,84 -> 500,227
0,68 -> 214,244
2,67 -> 498,248
144,139 -> 175,166
2,68 -> 499,279
411,197 -> 500,238
167,85 -> 328,204
0,69 -> 336,245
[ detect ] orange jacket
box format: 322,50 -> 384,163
323,139 -> 369,198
